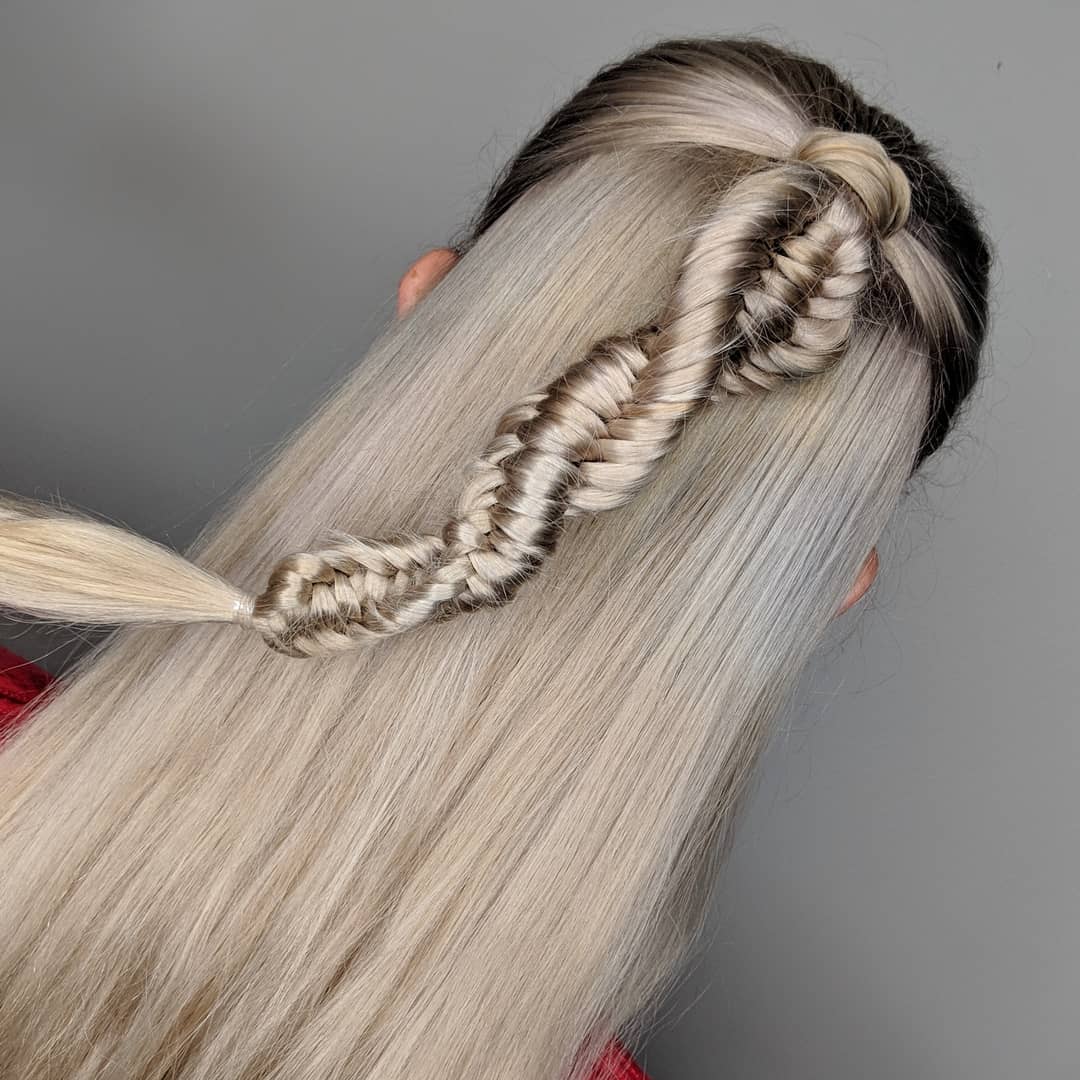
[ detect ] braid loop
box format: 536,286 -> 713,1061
793,128 -> 911,237
246,131 -> 907,657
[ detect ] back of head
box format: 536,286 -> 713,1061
0,36 -> 989,1080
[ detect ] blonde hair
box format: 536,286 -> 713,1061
0,37 -> 989,1080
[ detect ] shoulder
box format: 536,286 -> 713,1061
0,645 -> 53,733
592,1041 -> 651,1080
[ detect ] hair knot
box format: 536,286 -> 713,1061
793,129 -> 911,237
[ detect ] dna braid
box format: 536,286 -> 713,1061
241,129 -> 911,657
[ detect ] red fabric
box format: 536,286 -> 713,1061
0,644 -> 51,708
0,645 -> 53,739
0,646 -> 649,1080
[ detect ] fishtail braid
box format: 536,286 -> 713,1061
242,129 -> 911,657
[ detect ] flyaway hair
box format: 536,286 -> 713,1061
0,37 -> 989,1080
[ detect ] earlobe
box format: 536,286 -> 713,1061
836,547 -> 879,617
396,247 -> 459,317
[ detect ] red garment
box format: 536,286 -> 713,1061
0,645 -> 649,1080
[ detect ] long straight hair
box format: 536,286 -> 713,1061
0,38 -> 989,1080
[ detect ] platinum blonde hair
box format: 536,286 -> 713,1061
0,37 -> 989,1080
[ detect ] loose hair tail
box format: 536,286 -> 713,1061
0,496 -> 248,628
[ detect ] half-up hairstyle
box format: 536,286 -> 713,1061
0,36 -> 990,1080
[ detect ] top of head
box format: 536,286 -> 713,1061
464,37 -> 991,467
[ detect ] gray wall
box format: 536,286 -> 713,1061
1,3 -> 1075,1077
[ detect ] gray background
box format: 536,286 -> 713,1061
1,3 -> 1075,1077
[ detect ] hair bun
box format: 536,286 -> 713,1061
793,129 -> 911,237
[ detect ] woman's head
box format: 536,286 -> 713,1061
466,38 -> 988,456
0,36 -> 990,1080
242,38 -> 987,656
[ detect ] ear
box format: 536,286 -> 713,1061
396,247 -> 459,317
836,548 -> 879,617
